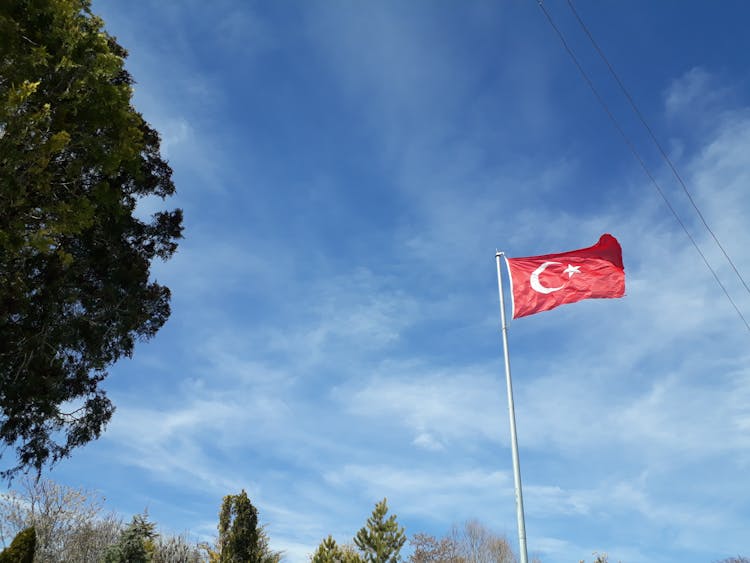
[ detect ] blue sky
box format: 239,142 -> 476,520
34,1 -> 750,561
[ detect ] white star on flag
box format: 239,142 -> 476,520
563,264 -> 581,278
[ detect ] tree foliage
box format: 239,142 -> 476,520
408,521 -> 520,563
217,490 -> 280,563
312,535 -> 362,563
0,0 -> 183,477
151,533 -> 205,563
451,520 -> 515,563
0,476 -> 207,561
312,535 -> 342,563
354,498 -> 406,563
102,513 -> 157,563
0,526 -> 35,563
579,554 -> 613,563
409,532 -> 460,563
0,475 -> 121,561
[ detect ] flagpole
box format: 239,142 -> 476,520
495,251 -> 529,563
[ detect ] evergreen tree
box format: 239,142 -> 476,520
0,526 -> 35,563
102,514 -> 157,563
217,490 -> 280,563
0,0 -> 182,477
312,535 -> 362,563
354,499 -> 406,563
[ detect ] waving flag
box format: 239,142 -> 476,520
506,234 -> 625,319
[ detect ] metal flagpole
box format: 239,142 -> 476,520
495,251 -> 529,563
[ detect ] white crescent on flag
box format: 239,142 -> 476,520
529,261 -> 564,294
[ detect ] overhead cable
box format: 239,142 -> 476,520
566,0 -> 750,299
536,0 -> 750,333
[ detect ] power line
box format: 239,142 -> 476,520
565,0 -> 750,299
536,0 -> 750,333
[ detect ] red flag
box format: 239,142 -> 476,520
506,234 -> 625,319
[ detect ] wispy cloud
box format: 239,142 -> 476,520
39,4 -> 750,562
664,67 -> 731,120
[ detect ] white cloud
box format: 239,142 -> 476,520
47,5 -> 750,561
157,117 -> 193,158
333,362 -> 505,448
412,432 -> 444,451
664,67 -> 729,119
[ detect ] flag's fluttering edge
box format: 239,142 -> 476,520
506,234 -> 625,319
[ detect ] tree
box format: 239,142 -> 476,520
102,513 -> 157,563
408,522 -> 519,563
151,533 -> 206,563
354,499 -> 406,563
0,475 -> 122,561
0,0 -> 183,477
217,490 -> 280,563
409,533 -> 460,563
312,535 -> 362,563
0,527 -> 35,563
0,476 -> 206,561
450,520 -> 515,563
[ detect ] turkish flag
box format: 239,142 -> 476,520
506,234 -> 625,319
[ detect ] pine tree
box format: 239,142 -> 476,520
102,514 -> 157,563
354,499 -> 406,563
312,535 -> 362,563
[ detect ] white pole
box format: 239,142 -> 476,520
495,251 -> 529,563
